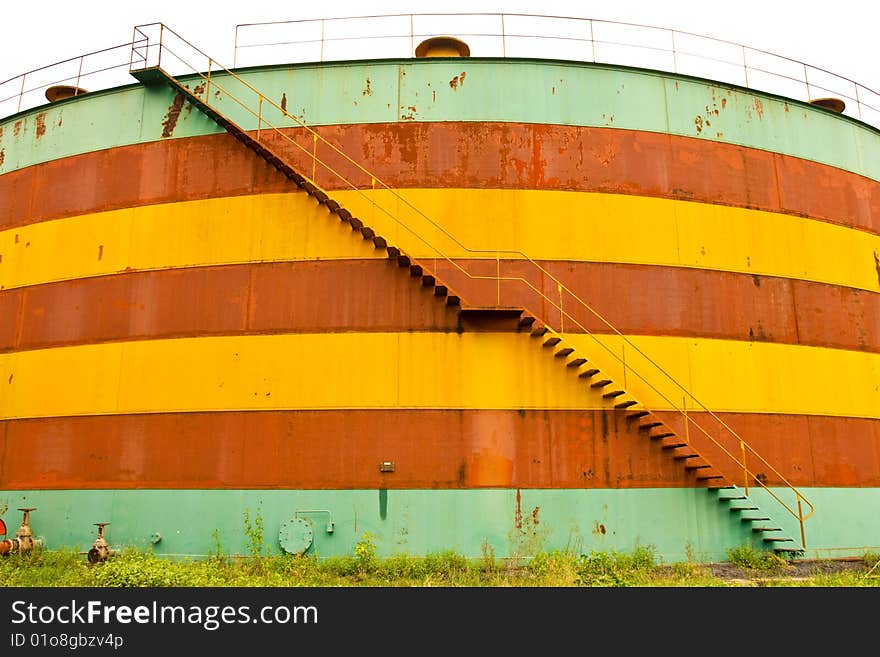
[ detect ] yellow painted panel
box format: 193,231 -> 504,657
1,332 -> 878,420
563,333 -> 880,418
0,193 -> 382,291
333,188 -> 880,293
2,189 -> 877,293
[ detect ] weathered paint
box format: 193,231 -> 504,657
3,190 -> 878,293
0,260 -> 877,354
2,60 -> 879,183
3,126 -> 879,235
0,332 -> 878,420
0,487 -> 875,563
1,410 -> 877,489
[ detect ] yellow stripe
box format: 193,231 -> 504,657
1,333 -> 877,419
333,188 -> 880,293
2,189 -> 878,293
0,193 -> 382,290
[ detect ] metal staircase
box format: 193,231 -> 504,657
128,23 -> 814,556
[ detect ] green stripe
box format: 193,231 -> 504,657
0,487 -> 874,563
1,59 -> 878,182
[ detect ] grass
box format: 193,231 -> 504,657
0,542 -> 877,587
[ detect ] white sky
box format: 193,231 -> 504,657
1,0 -> 878,93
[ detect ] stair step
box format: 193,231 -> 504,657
614,400 -> 637,409
712,486 -> 740,494
337,208 -> 353,222
397,254 -> 411,267
566,358 -> 587,368
543,336 -> 561,347
313,190 -> 330,204
626,410 -> 650,419
640,421 -> 663,430
661,440 -> 688,450
752,527 -> 782,533
763,537 -> 794,543
434,285 -> 448,297
578,368 -> 600,378
774,546 -> 803,552
372,236 -> 387,249
325,200 -> 341,213
602,390 -> 625,399
360,226 -> 375,239
410,264 -> 423,277
446,295 -> 461,307
554,347 -> 574,358
459,306 -> 523,320
518,316 -> 536,328
349,217 -> 364,230
672,451 -> 700,460
649,431 -> 676,440
590,379 -> 612,388
530,326 -> 549,337
422,275 -> 436,287
729,506 -> 759,512
741,517 -> 771,522
386,246 -> 401,258
684,461 -> 711,470
697,473 -> 725,481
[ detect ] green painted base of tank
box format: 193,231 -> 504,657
0,488 -> 875,563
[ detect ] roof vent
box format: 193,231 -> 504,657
808,97 -> 845,114
45,85 -> 88,102
415,36 -> 470,58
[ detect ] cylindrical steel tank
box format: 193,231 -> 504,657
0,18 -> 878,563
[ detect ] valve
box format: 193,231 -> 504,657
87,522 -> 116,564
0,508 -> 42,556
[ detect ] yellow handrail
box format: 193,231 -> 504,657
130,22 -> 815,543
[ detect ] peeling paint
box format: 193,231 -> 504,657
449,71 -> 466,90
754,98 -> 764,119
362,78 -> 372,96
874,251 -> 880,287
161,93 -> 186,138
280,93 -> 287,113
13,121 -> 22,137
0,149 -> 4,166
694,115 -> 704,134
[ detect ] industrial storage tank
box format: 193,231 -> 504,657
0,14 -> 878,564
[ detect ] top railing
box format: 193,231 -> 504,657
2,13 -> 879,129
234,12 -> 880,127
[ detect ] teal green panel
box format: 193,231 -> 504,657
2,59 -> 879,184
3,487 -> 872,564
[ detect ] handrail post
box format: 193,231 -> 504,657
501,14 -> 506,58
205,59 -> 212,101
496,252 -> 501,305
257,95 -> 263,140
798,497 -> 806,549
740,440 -> 748,496
75,56 -> 84,96
158,24 -> 164,69
683,396 -> 689,444
588,19 -> 596,62
17,74 -> 25,113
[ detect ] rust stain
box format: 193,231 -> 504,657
531,506 -> 540,524
694,115 -> 704,134
754,98 -> 764,119
160,93 -> 186,138
551,86 -> 555,95
34,114 -> 46,138
7,374 -> 12,384
721,98 -> 727,109
13,121 -> 22,137
874,251 -> 880,287
192,83 -> 205,97
57,114 -> 63,127
592,521 -> 606,536
0,149 -> 4,166
97,245 -> 103,261
514,488 -> 522,530
280,93 -> 287,113
449,71 -> 466,90
362,78 -> 372,96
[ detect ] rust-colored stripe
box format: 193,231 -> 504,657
0,410 -> 876,490
0,260 -> 876,353
2,123 -> 879,235
0,260 -> 460,352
